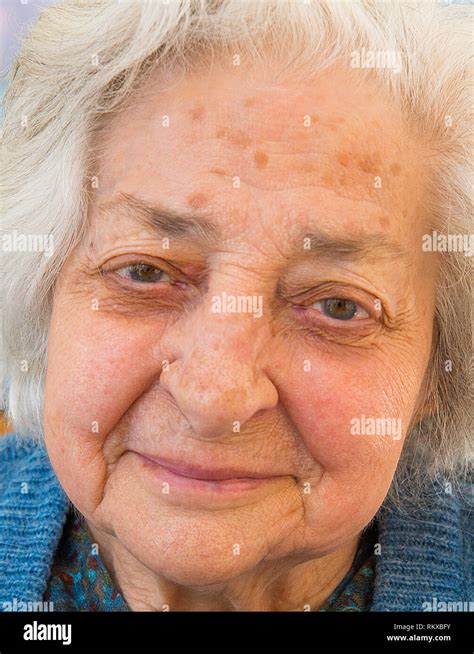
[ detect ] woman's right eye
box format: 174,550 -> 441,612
116,263 -> 172,284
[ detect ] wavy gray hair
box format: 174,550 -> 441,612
1,0 -> 472,503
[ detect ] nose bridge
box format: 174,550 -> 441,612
193,306 -> 264,364
160,304 -> 278,439
167,262 -> 274,372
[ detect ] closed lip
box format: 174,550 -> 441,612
134,452 -> 282,481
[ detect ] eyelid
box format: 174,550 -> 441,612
99,258 -> 184,295
100,254 -> 178,274
98,254 -> 210,286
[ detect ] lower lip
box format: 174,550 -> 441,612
136,454 -> 274,494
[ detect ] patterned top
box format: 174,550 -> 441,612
44,510 -> 129,612
319,521 -> 377,611
44,510 -> 377,611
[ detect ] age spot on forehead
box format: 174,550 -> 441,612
338,172 -> 347,187
390,163 -> 402,176
337,152 -> 350,167
190,105 -> 205,121
358,152 -> 381,175
186,192 -> 209,209
216,128 -> 252,148
254,150 -> 268,169
328,122 -> 339,132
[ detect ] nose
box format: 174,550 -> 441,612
159,311 -> 279,440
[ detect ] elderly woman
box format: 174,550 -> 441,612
0,0 -> 472,614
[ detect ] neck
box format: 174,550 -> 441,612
88,524 -> 360,611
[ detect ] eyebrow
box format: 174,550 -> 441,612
97,192 -> 221,244
98,192 -> 407,262
299,230 -> 407,262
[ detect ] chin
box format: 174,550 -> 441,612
137,543 -> 266,588
112,515 -> 272,587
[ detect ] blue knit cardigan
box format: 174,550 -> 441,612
0,432 -> 472,611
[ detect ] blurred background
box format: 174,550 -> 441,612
1,0 -> 56,102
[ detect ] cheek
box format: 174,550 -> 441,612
281,351 -> 419,472
43,308 -> 166,514
272,347 -> 426,545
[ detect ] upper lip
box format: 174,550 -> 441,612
135,452 -> 281,481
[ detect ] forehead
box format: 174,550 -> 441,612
92,62 -> 428,244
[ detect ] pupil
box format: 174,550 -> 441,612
324,298 -> 357,320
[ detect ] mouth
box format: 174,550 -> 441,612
133,452 -> 284,494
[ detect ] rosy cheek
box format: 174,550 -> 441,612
44,314 -> 164,448
277,354 -> 409,474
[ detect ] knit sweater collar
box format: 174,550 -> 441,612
0,436 -> 70,611
0,435 -> 471,612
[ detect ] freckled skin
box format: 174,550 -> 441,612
216,127 -> 252,148
186,192 -> 208,209
43,62 -> 437,611
190,105 -> 205,121
337,152 -> 350,167
254,150 -> 268,169
209,167 -> 227,179
358,153 -> 381,175
390,163 -> 402,176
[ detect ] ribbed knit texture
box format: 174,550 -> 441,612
0,433 -> 472,611
371,476 -> 473,611
0,434 -> 69,606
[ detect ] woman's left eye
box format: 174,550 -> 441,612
116,263 -> 172,284
311,298 -> 370,321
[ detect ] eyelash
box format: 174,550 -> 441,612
104,261 -> 381,325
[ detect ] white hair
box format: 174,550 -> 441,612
1,0 -> 472,502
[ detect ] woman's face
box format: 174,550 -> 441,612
44,62 -> 437,587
